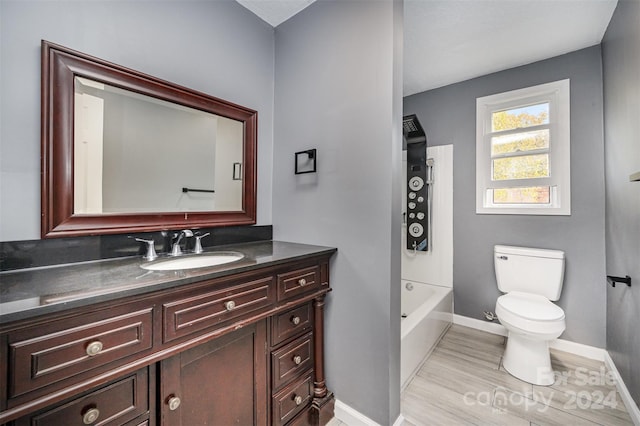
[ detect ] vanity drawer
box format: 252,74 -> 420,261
163,276 -> 275,343
8,308 -> 153,398
272,332 -> 314,391
14,367 -> 149,426
277,266 -> 320,302
272,373 -> 313,426
271,303 -> 312,346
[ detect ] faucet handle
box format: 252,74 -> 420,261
135,238 -> 158,261
193,233 -> 210,254
170,230 -> 194,256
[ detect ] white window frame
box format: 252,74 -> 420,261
476,79 -> 571,215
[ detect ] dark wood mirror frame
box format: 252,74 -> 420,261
41,40 -> 257,238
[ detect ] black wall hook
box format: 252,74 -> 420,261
607,275 -> 632,287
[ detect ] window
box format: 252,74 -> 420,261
476,79 -> 570,215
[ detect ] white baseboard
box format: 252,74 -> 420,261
549,336 -> 606,362
452,314 -> 606,361
334,400 -> 404,426
453,313 -> 507,336
392,413 -> 406,426
604,352 -> 640,426
334,400 -> 378,426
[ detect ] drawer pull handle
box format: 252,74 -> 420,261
298,278 -> 307,286
294,395 -> 303,406
293,355 -> 302,365
82,408 -> 100,424
224,301 -> 236,311
85,341 -> 103,357
168,396 -> 181,411
291,316 -> 301,326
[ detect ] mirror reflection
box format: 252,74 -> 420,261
73,77 -> 244,214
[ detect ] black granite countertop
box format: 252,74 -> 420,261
0,240 -> 336,325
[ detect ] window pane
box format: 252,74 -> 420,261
492,154 -> 549,180
493,187 -> 550,204
491,103 -> 549,132
491,129 -> 549,156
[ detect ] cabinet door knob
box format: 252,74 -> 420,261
82,408 -> 100,424
291,316 -> 301,326
168,396 -> 181,411
294,395 -> 303,406
224,300 -> 236,311
298,278 -> 307,286
85,341 -> 103,357
293,355 -> 302,365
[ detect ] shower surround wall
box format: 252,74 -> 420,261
404,46 -> 607,348
401,145 -> 453,288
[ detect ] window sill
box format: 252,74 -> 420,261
476,206 -> 571,215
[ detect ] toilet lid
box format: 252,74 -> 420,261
497,292 -> 565,321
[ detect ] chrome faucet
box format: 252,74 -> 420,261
170,230 -> 193,256
193,233 -> 210,254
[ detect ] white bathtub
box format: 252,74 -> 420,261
401,280 -> 453,388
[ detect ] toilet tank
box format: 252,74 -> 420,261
494,245 -> 565,301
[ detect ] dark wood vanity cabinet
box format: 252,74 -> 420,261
160,321 -> 268,426
0,254 -> 334,426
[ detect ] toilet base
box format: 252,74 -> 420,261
502,332 -> 556,386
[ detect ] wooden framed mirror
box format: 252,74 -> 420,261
41,40 -> 257,238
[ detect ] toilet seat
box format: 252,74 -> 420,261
498,292 -> 564,320
496,292 -> 565,337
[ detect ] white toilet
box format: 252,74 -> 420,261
494,245 -> 566,386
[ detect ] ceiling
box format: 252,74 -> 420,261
236,0 -> 618,97
235,0 -> 316,27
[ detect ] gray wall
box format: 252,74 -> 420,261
273,0 -> 403,424
0,0 -> 274,241
404,46 -> 607,347
602,0 -> 640,407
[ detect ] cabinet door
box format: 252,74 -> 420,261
160,321 -> 268,426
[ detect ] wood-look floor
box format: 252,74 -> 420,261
401,325 -> 635,426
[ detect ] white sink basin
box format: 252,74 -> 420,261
141,252 -> 244,271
